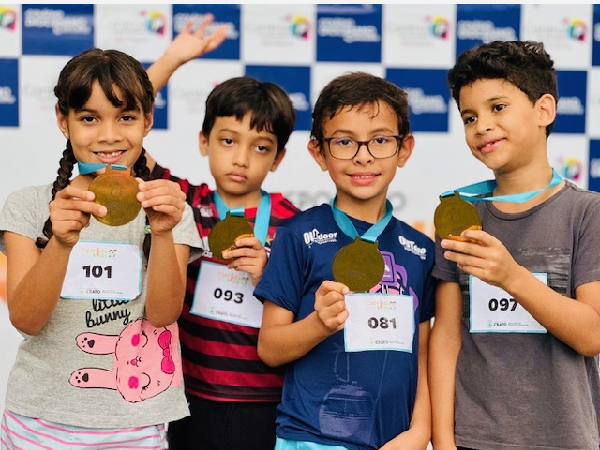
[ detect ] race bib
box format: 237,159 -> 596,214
191,261 -> 263,328
61,240 -> 142,301
344,293 -> 414,352
469,274 -> 547,333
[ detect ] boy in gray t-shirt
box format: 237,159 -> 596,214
429,40 -> 600,450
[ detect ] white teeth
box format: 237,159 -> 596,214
97,151 -> 123,157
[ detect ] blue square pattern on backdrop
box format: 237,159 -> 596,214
245,65 -> 312,132
386,68 -> 450,133
316,4 -> 382,63
172,4 -> 240,61
22,4 -> 94,56
455,4 -> 521,58
555,70 -> 587,134
0,58 -> 19,127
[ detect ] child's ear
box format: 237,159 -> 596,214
308,138 -> 328,171
270,148 -> 286,172
143,113 -> 153,136
537,93 -> 556,127
396,134 -> 415,169
199,131 -> 209,156
55,104 -> 69,139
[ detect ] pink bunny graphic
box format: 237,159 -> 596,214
69,318 -> 182,402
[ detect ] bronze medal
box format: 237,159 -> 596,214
88,165 -> 141,226
433,192 -> 482,242
208,212 -> 254,261
332,237 -> 384,293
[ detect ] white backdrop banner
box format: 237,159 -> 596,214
1,3 -> 600,413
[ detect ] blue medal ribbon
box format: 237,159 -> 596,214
213,190 -> 271,246
441,169 -> 563,203
330,197 -> 393,243
78,162 -> 128,175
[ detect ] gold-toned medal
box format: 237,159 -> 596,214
433,192 -> 482,242
208,212 -> 254,261
332,237 -> 384,293
88,165 -> 141,226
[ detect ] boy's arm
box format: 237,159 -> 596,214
428,281 -> 462,450
257,280 -> 349,367
379,320 -> 432,450
443,229 -> 600,356
147,14 -> 227,95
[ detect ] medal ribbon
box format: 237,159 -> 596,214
441,169 -> 563,203
214,190 -> 271,246
330,197 -> 393,243
78,162 -> 128,175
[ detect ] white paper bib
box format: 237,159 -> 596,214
344,293 -> 414,352
470,274 -> 547,333
191,261 -> 263,328
61,240 -> 142,301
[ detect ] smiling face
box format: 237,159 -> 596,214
199,113 -> 286,208
308,101 -> 414,221
56,81 -> 153,182
458,78 -> 554,176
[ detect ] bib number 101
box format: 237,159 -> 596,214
82,265 -> 112,279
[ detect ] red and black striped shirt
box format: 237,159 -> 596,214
153,164 -> 299,402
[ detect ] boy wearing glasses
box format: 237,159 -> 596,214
254,71 -> 435,450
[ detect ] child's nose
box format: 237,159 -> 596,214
232,147 -> 250,166
98,122 -> 121,143
353,142 -> 374,164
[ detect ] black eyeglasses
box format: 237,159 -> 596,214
321,135 -> 404,160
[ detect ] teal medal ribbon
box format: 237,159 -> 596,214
214,190 -> 271,246
78,162 -> 128,175
441,169 -> 563,203
329,197 -> 392,292
329,197 -> 393,242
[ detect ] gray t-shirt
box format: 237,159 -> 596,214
0,183 -> 202,429
433,181 -> 600,450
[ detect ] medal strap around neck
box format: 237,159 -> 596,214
213,190 -> 271,246
441,169 -> 563,203
78,162 -> 128,175
330,197 -> 393,243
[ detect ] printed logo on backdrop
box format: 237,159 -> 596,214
559,156 -> 583,183
521,4 -> 592,69
593,5 -> 600,66
0,6 -> 17,31
382,4 -> 455,68
94,5 -> 170,61
386,68 -> 449,132
173,4 -> 240,60
245,65 -> 311,131
455,4 -> 520,58
588,140 -> 600,192
242,5 -> 314,64
22,4 -> 93,56
316,4 -> 381,63
0,4 -> 20,57
0,58 -> 18,127
142,62 -> 167,130
555,70 -> 586,134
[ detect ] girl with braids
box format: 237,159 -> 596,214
0,48 -> 202,450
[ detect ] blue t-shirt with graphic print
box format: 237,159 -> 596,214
254,203 -> 435,450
